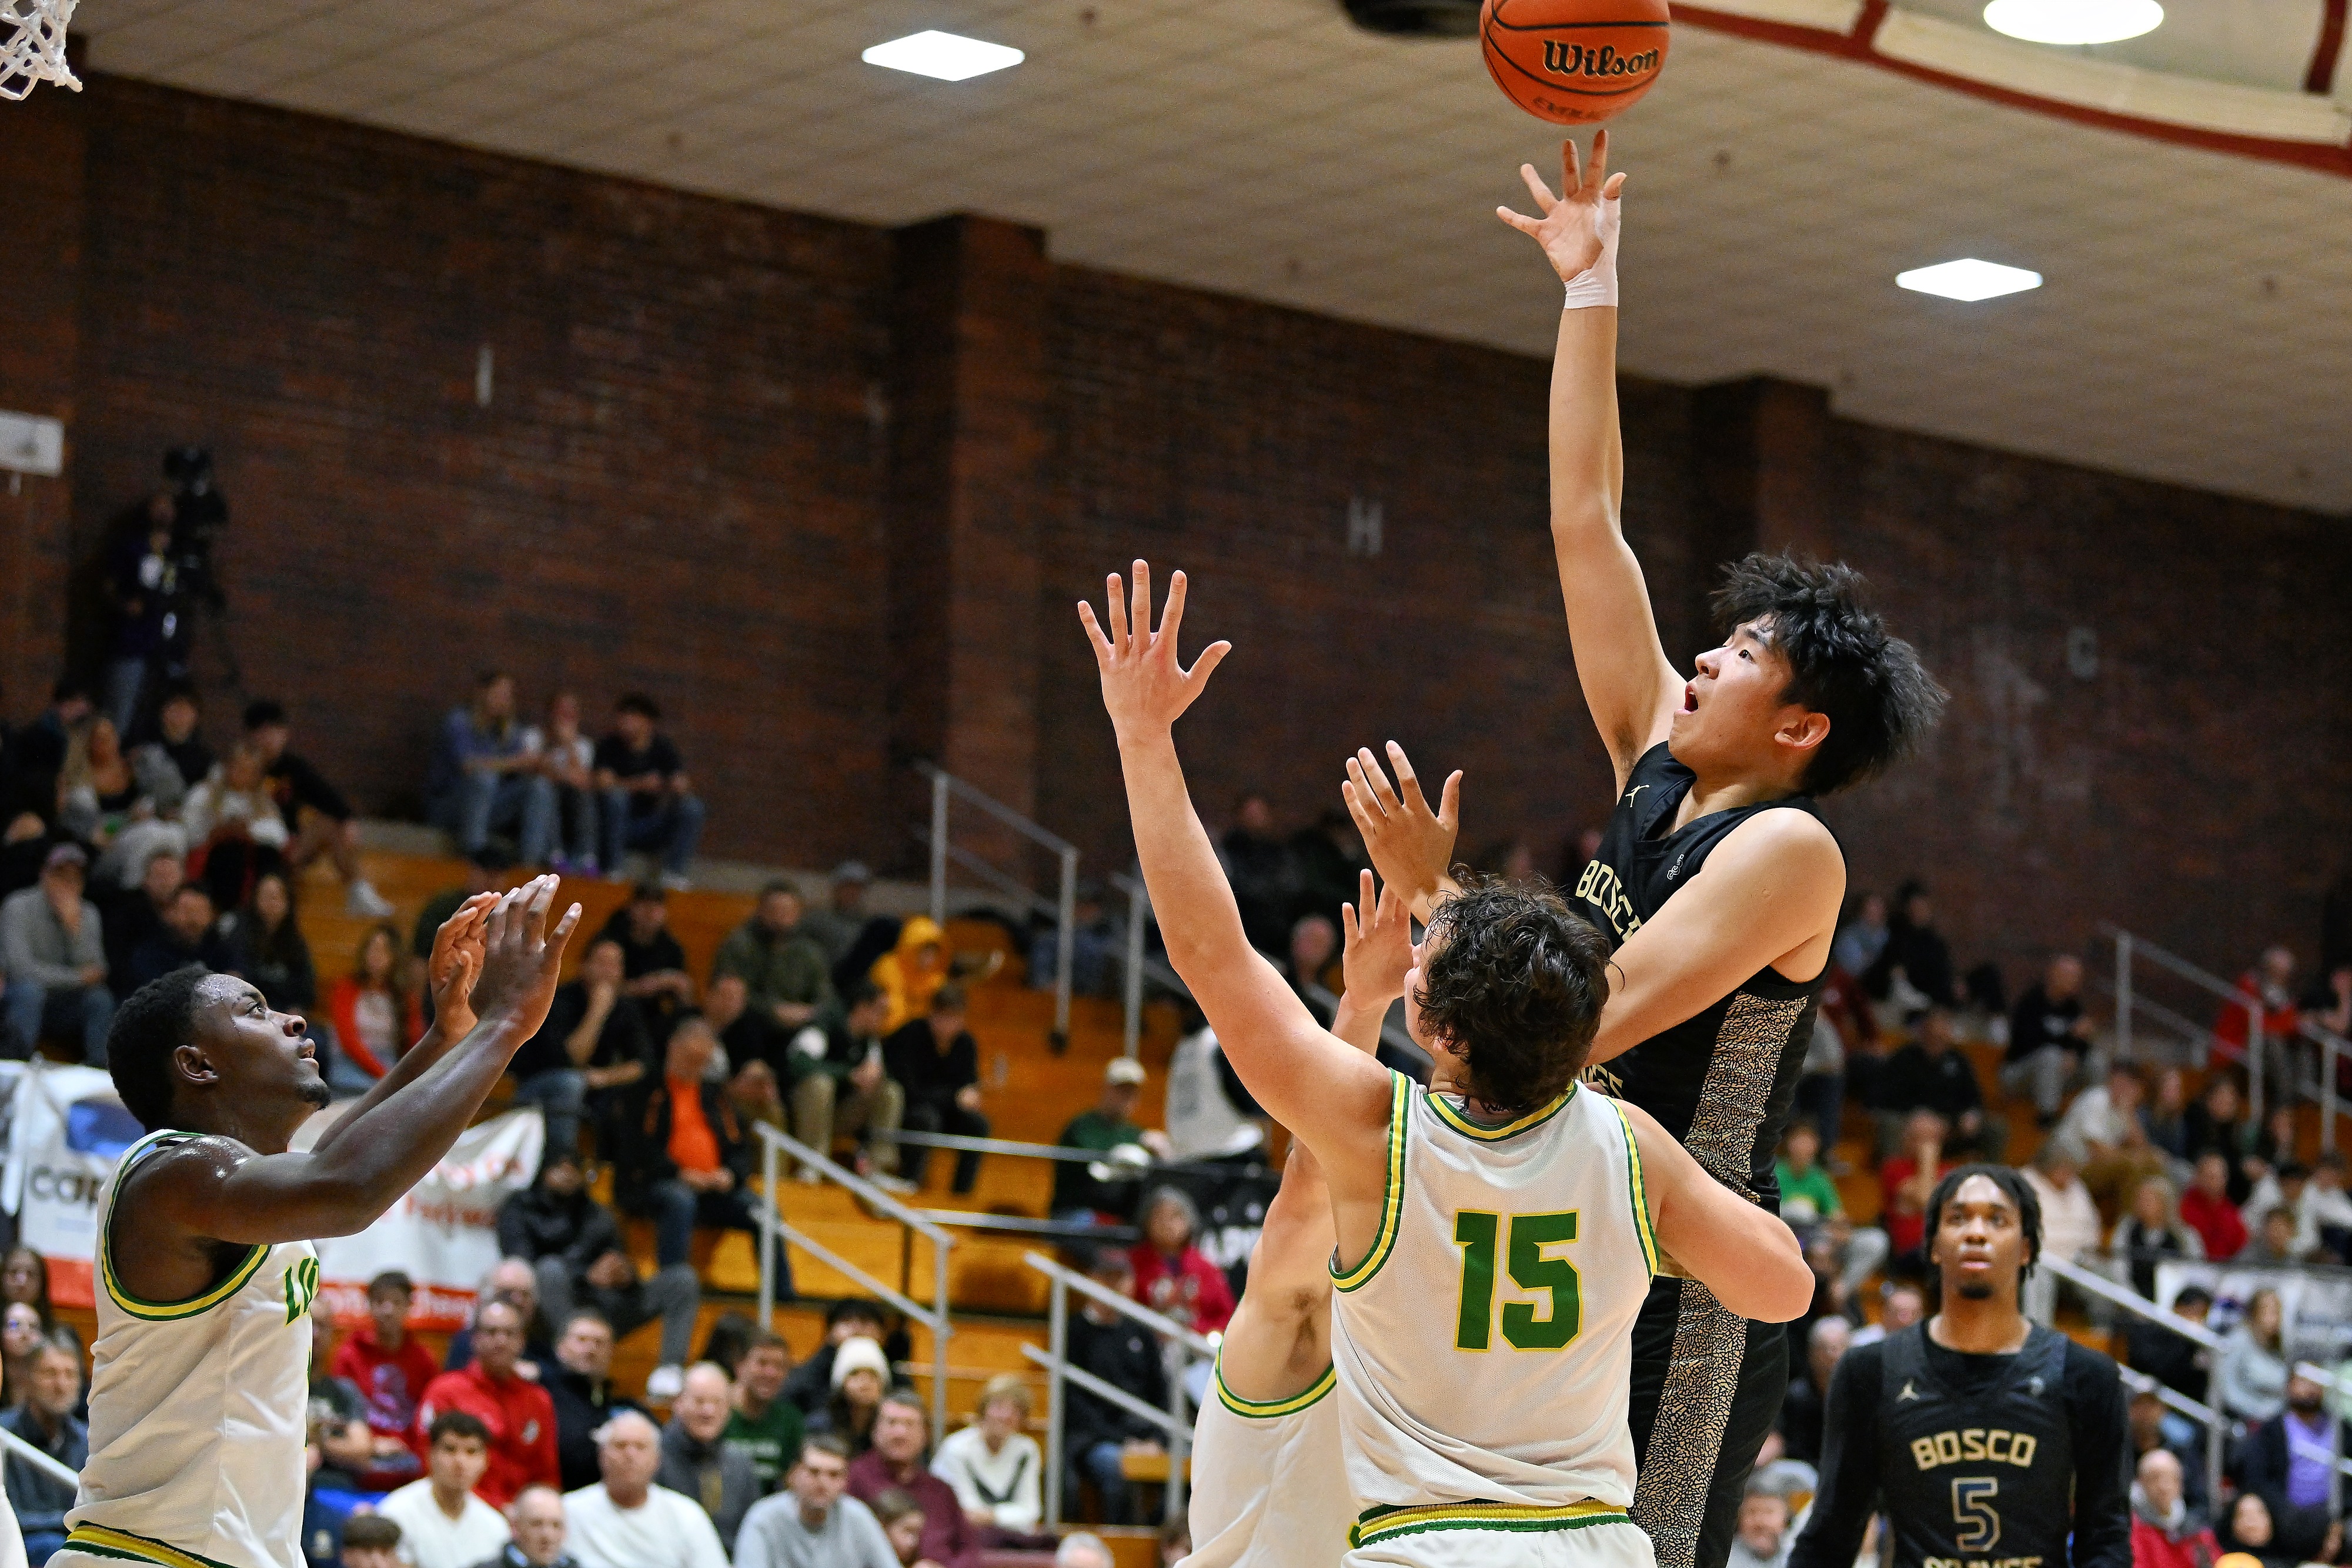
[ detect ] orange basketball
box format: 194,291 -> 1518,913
1481,0 -> 1672,125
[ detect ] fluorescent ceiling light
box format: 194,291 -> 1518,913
1896,258 -> 2043,302
1983,0 -> 2163,45
862,30 -> 1024,81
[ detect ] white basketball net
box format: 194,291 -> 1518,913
1,0 -> 79,101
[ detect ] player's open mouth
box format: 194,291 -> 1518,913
1681,684 -> 1699,714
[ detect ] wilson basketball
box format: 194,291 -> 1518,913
1481,0 -> 1672,125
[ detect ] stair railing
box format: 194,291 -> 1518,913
914,761 -> 1077,1047
2103,925 -> 2352,1148
0,1423 -> 76,1487
1023,1249 -> 1215,1529
753,1121 -> 954,1437
1110,872 -> 1430,1071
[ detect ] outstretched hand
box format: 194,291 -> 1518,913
1340,868 -> 1414,1009
465,875 -> 584,1036
1078,561 -> 1231,742
1343,742 -> 1461,920
1497,129 -> 1625,285
426,892 -> 500,1039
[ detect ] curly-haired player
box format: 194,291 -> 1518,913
1347,132 -> 1946,1568
54,877 -> 579,1568
1083,563 -> 1810,1568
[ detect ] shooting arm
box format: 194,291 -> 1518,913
1588,810 -> 1844,1065
309,894 -> 496,1156
1623,1098 -> 1811,1322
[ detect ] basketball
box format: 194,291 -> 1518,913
1481,0 -> 1672,124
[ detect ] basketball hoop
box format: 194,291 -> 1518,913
1,0 -> 79,101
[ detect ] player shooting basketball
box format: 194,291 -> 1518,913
1343,131 -> 1945,1568
1083,562 -> 1809,1568
54,876 -> 579,1568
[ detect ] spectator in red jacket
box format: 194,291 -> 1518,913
415,1298 -> 557,1509
2129,1449 -> 2217,1568
327,1269 -> 436,1487
2179,1152 -> 2249,1262
1128,1186 -> 1233,1337
2215,947 -> 2301,1076
847,1391 -> 979,1568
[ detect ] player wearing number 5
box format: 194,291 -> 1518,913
1081,563 -> 1811,1567
1788,1167 -> 2131,1568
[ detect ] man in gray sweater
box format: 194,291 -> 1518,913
732,1436 -> 896,1568
2,844 -> 115,1063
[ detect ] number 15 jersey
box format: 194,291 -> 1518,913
1329,1073 -> 1661,1546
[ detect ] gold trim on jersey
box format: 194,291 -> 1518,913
1425,1084 -> 1576,1142
1212,1356 -> 1336,1419
1331,1073 -> 1409,1292
99,1130 -> 272,1322
1610,1101 -> 1660,1277
64,1523 -> 239,1568
1349,1499 -> 1633,1547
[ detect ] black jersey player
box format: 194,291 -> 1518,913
1347,130 -> 1947,1568
1789,1166 -> 2132,1568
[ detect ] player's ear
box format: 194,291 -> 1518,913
1778,709 -> 1829,755
172,1039 -> 223,1089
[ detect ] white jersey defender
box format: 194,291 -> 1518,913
56,1130 -> 322,1568
1331,1072 -> 1662,1564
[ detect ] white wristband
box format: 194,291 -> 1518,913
1561,194 -> 1621,310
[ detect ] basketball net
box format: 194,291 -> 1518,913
1,0 -> 79,101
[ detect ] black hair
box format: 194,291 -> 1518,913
427,1410 -> 490,1447
930,984 -> 967,1016
241,698 -> 287,731
1414,876 -> 1611,1114
156,680 -> 199,709
823,1298 -> 888,1331
365,1270 -> 414,1301
846,979 -> 884,1010
107,966 -> 211,1132
1921,1163 -> 2043,1298
50,679 -> 88,705
1712,552 -> 1946,795
759,878 -> 797,901
2174,1285 -> 2213,1310
616,691 -> 661,721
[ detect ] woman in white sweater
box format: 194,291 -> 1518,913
929,1375 -> 1043,1537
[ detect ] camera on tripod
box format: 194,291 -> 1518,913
161,444 -> 228,612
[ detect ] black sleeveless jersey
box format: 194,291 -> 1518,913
1571,743 -> 1832,1204
1877,1326 -> 2078,1568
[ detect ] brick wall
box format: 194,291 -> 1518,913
18,74 -> 2349,984
62,78 -> 897,867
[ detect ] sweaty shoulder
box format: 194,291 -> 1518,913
1717,801 -> 1842,869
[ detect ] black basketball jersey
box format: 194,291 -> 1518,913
1571,743 -> 1832,1203
1876,1325 -> 2078,1568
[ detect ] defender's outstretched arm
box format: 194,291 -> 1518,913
1078,563 -> 1392,1179
1499,132 -> 1681,789
1620,1096 -> 1812,1322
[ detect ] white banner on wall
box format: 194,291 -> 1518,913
0,1064 -> 543,1329
2155,1260 -> 2352,1362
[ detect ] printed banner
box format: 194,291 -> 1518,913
299,1102 -> 544,1332
0,1067 -> 542,1328
2155,1260 -> 2352,1362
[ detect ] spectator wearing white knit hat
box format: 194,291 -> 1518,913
810,1336 -> 891,1459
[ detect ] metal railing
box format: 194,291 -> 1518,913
916,761 -> 1077,1045
0,1423 -> 76,1488
2041,1252 -> 2352,1510
2105,925 -> 2352,1147
753,1122 -> 954,1436
1110,872 -> 1431,1072
1023,1250 -> 1216,1529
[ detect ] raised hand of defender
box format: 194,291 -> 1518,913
1078,561 -> 1231,741
466,875 -> 584,1034
1497,129 -> 1626,284
1339,868 -> 1414,1009
426,892 -> 499,1039
1344,742 -> 1462,919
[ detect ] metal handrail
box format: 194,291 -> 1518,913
916,761 -> 1077,1045
0,1422 -> 78,1487
753,1122 -> 953,1436
2104,924 -> 2351,1148
1108,871 -> 1431,1071
890,1127 -> 1266,1179
1024,1249 -> 1216,1527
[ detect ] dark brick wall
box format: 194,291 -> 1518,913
22,75 -> 2348,983
63,78 -> 897,867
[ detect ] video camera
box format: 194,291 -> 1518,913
160,444 -> 228,611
